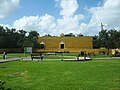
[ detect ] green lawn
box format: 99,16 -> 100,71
0,53 -> 31,57
0,59 -> 120,90
0,53 -> 31,60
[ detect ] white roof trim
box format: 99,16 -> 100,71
40,41 -> 45,44
60,41 -> 64,44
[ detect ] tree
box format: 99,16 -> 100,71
17,30 -> 27,48
28,31 -> 39,37
0,26 -> 5,48
22,31 -> 40,48
98,29 -> 109,48
108,29 -> 120,48
93,35 -> 100,48
0,26 -> 40,49
93,29 -> 120,54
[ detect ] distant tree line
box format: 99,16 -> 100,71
0,26 -> 40,49
0,25 -> 120,50
93,29 -> 120,49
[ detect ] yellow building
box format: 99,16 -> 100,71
37,35 -> 93,53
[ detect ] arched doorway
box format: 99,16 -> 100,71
40,41 -> 45,49
60,41 -> 65,49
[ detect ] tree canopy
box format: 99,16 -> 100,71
0,25 -> 120,49
93,29 -> 120,49
0,26 -> 40,49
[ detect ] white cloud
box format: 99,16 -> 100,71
86,0 -> 120,35
57,0 -> 79,17
13,14 -> 84,36
13,14 -> 57,35
55,0 -> 84,35
12,0 -> 84,36
10,0 -> 120,36
0,0 -> 19,19
56,15 -> 84,34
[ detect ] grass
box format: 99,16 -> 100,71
0,58 -> 120,90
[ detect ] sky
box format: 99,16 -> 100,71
0,0 -> 120,36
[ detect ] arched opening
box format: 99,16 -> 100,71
60,41 -> 65,49
40,41 -> 45,49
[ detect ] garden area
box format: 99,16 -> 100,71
0,53 -> 120,90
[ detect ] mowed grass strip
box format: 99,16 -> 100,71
0,59 -> 120,90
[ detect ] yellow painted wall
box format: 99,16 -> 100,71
37,36 -> 93,52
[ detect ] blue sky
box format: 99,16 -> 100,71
0,0 -> 101,24
0,0 -> 120,36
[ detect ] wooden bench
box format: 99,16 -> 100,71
31,53 -> 44,61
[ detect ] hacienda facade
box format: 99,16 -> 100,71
36,35 -> 93,53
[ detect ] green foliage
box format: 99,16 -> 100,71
93,35 -> 100,48
0,80 -> 5,90
0,26 -> 40,49
93,29 -> 120,49
0,80 -> 11,90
